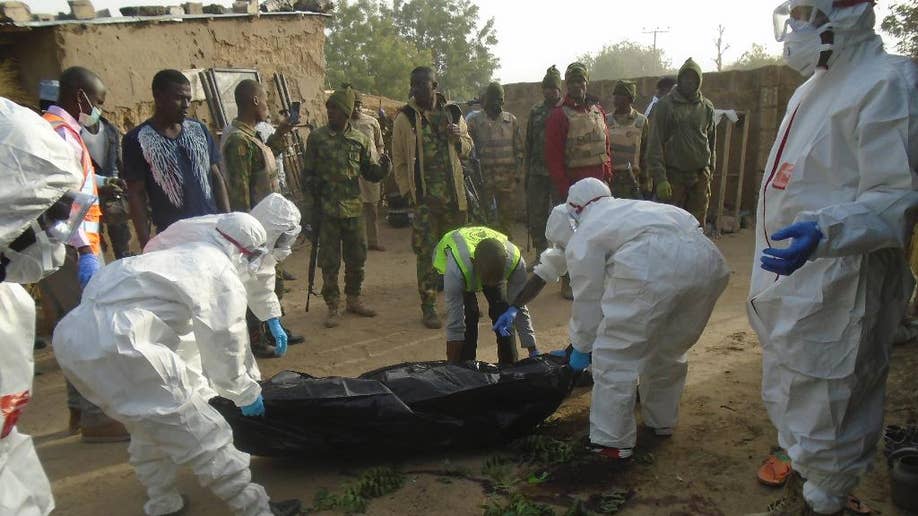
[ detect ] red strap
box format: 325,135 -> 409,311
1,391 -> 31,439
568,195 -> 608,214
216,228 -> 255,256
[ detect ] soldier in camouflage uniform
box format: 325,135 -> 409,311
525,66 -> 563,257
303,85 -> 390,328
350,91 -> 387,251
466,82 -> 523,239
606,80 -> 649,200
392,67 -> 473,329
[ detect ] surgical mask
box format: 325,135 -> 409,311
271,247 -> 292,262
1,222 -> 67,283
78,91 -> 102,128
270,226 -> 299,263
782,28 -> 833,76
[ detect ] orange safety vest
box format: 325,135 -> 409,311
42,112 -> 103,255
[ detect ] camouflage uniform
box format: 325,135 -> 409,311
525,100 -> 560,256
222,119 -> 284,212
302,123 -> 388,308
606,108 -> 649,200
350,112 -> 385,248
392,94 -> 472,313
467,110 -> 523,237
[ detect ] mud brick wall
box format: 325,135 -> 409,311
1,14 -> 328,134
501,66 -> 803,222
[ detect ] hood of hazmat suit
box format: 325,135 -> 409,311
774,0 -> 877,77
533,204 -> 576,283
749,3 -> 918,510
564,189 -> 729,451
0,97 -> 83,516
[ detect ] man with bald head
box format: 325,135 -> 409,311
39,66 -> 130,442
221,78 -> 299,357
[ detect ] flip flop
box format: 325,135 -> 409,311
846,495 -> 871,515
757,451 -> 792,487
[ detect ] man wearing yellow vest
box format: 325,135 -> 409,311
606,80 -> 650,200
433,226 -> 538,365
38,66 -> 129,442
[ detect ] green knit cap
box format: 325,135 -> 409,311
327,83 -> 356,115
565,62 -> 589,82
485,81 -> 504,102
613,80 -> 637,100
542,65 -> 562,89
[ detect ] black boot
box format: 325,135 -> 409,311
270,499 -> 303,516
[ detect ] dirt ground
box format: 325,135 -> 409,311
23,224 -> 918,515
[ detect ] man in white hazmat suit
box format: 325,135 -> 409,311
748,1 -> 918,514
0,97 -> 86,516
52,212 -> 302,516
144,192 -> 303,359
495,178 -> 729,459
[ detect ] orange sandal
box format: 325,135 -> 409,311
846,495 -> 871,515
757,451 -> 793,487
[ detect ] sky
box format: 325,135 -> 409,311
24,0 -> 898,83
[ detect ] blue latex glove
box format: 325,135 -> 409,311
266,318 -> 287,356
493,306 -> 520,337
240,395 -> 265,417
527,347 -> 540,358
77,253 -> 101,288
568,349 -> 591,372
761,221 -> 823,276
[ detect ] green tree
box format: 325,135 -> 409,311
578,41 -> 672,81
324,0 -> 432,100
391,0 -> 499,100
727,43 -> 783,70
882,0 -> 918,58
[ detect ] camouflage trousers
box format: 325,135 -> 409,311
319,215 -> 367,307
526,175 -> 560,258
665,167 -> 712,226
412,203 -> 467,309
485,167 -> 519,240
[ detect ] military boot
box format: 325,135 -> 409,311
346,296 -> 377,317
746,473 -> 838,515
422,305 -> 442,329
325,304 -> 340,328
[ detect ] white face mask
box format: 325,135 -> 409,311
78,91 -> 103,128
783,29 -> 834,76
2,229 -> 67,284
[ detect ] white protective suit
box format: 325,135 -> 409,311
560,178 -> 729,449
52,213 -> 276,516
144,194 -> 301,395
0,97 -> 84,516
749,3 -> 918,511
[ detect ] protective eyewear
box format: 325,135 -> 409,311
8,191 -> 95,251
773,0 -> 829,41
273,225 -> 301,252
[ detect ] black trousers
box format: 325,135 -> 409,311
461,285 -> 518,365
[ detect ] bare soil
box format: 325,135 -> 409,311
23,225 -> 918,515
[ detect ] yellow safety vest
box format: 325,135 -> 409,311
433,226 -> 522,292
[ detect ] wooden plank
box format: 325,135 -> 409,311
716,120 -> 733,234
735,112 -> 751,221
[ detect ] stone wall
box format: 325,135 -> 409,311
0,14 -> 328,134
502,65 -> 803,219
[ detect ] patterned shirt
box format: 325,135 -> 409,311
123,119 -> 220,231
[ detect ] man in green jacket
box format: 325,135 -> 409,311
392,66 -> 473,329
303,85 -> 390,328
645,58 -> 716,226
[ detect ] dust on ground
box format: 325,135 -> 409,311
23,225 -> 918,515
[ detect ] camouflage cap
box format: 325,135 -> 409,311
613,80 -> 637,100
327,84 -> 356,115
541,65 -> 562,90
565,62 -> 589,82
